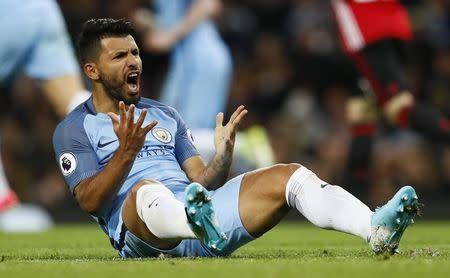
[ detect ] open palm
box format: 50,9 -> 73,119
214,105 -> 248,157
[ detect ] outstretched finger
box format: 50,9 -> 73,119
118,101 -> 126,127
216,112 -> 224,127
231,109 -> 248,128
134,108 -> 147,130
127,104 -> 135,127
142,120 -> 158,134
229,105 -> 245,124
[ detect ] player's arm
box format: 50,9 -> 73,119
42,75 -> 91,118
182,106 -> 247,190
74,147 -> 135,214
75,102 -> 157,214
132,0 -> 222,52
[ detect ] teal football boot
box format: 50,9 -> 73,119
184,183 -> 227,251
369,186 -> 422,254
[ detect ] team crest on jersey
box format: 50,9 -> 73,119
59,152 -> 77,176
152,127 -> 172,143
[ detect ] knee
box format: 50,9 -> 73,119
131,180 -> 174,219
128,179 -> 163,199
346,97 -> 377,125
265,163 -> 301,201
285,163 -> 302,174
270,163 -> 302,179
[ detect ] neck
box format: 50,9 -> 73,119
92,84 -> 118,114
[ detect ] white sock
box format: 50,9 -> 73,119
285,167 -> 373,241
136,182 -> 197,240
0,152 -> 12,199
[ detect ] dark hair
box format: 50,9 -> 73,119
77,18 -> 135,63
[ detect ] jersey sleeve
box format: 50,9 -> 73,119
53,116 -> 100,194
171,108 -> 200,164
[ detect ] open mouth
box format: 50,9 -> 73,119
126,72 -> 140,92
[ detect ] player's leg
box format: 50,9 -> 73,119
333,0 -> 449,143
239,163 -> 420,253
331,0 -> 379,199
238,164 -> 294,237
347,40 -> 407,193
385,92 -> 450,144
123,177 -> 251,257
0,154 -> 19,213
42,76 -> 91,117
0,3 -> 57,232
239,164 -> 372,238
0,151 -> 53,232
24,0 -> 90,117
121,179 -> 197,250
345,94 -> 378,199
356,40 -> 450,144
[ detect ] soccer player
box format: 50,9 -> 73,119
131,0 -> 231,129
331,0 -> 450,193
53,18 -> 420,258
0,0 -> 90,232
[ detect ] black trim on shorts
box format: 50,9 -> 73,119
110,224 -> 128,252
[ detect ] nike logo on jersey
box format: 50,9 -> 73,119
321,183 -> 329,188
97,139 -> 117,148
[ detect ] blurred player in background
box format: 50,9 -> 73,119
0,0 -> 90,232
131,0 -> 274,171
331,0 -> 450,197
132,0 -> 231,129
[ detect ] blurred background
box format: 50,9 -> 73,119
1,0 -> 449,222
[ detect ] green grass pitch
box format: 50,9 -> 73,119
1,221 -> 449,278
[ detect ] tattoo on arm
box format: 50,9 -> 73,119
199,153 -> 232,190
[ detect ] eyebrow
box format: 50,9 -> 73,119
109,47 -> 139,56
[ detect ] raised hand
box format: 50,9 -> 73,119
214,105 -> 248,158
107,101 -> 157,157
131,8 -> 154,34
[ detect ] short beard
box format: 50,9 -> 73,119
121,93 -> 141,105
100,75 -> 140,105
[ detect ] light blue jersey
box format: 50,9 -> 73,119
152,0 -> 232,129
0,0 -> 79,86
52,97 -> 199,247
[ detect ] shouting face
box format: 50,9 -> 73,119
96,35 -> 142,105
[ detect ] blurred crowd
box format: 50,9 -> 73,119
2,0 -> 449,220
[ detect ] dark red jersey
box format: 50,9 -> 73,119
332,0 -> 412,53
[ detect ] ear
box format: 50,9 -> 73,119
83,63 -> 100,81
